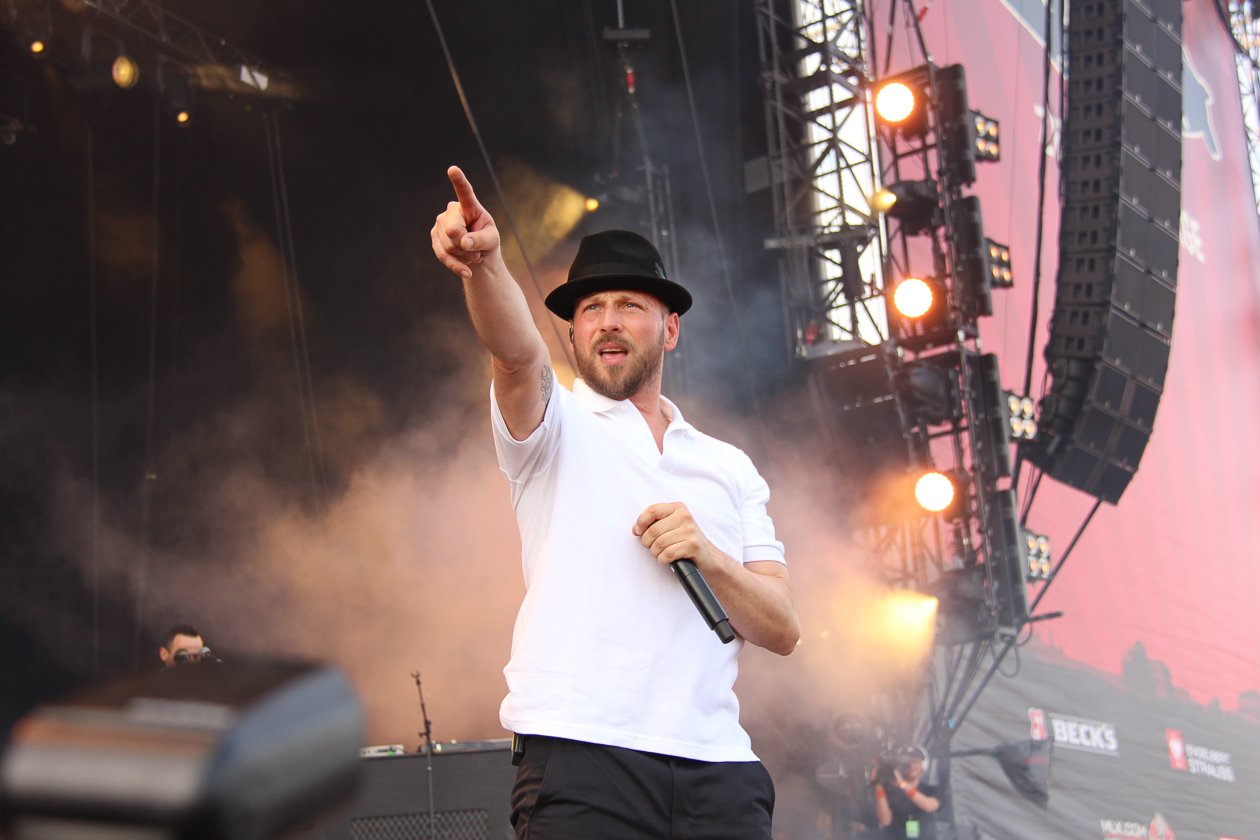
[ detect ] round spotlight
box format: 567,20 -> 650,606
914,471 -> 956,513
872,188 -> 898,213
28,39 -> 46,55
112,55 -> 139,89
892,277 -> 935,319
175,110 -> 191,124
875,81 -> 916,125
583,196 -> 600,213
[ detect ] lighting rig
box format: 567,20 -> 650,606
756,0 -> 1052,771
2,0 -> 280,125
868,55 -> 1054,752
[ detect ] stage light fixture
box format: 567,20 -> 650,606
1005,391 -> 1038,440
931,566 -> 993,644
21,2 -> 53,57
584,196 -> 600,212
914,469 -> 967,519
873,72 -> 929,136
895,356 -> 962,427
873,179 -> 939,235
949,195 -> 993,321
878,590 -> 940,657
892,276 -> 940,320
158,59 -> 194,125
875,80 -> 915,123
972,111 -> 1000,161
968,352 -> 1013,482
988,240 -> 1013,288
891,276 -> 954,351
935,64 -> 978,185
1024,530 -> 1051,581
111,54 -> 139,89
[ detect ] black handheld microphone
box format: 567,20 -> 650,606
671,559 -> 736,644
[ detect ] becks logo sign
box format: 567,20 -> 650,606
1029,707 -> 1119,756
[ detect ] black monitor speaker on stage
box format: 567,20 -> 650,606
0,660 -> 364,840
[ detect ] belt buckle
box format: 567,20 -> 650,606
511,733 -> 526,766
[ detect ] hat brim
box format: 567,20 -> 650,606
544,273 -> 693,319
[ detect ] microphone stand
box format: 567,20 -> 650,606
412,671 -> 437,837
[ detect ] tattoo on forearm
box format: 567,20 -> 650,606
541,366 -> 553,404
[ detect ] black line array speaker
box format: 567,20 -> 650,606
1024,0 -> 1182,503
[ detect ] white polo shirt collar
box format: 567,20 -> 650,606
571,378 -> 694,436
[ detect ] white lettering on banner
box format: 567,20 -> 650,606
1179,211 -> 1205,264
1100,813 -> 1176,840
1099,819 -> 1146,838
1184,744 -> 1230,764
1170,731 -> 1236,782
1049,715 -> 1119,755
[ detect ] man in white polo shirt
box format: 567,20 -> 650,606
431,165 -> 799,840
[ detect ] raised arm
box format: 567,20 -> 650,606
431,166 -> 551,440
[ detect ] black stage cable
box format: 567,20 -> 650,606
1019,468 -> 1043,526
668,0 -> 770,448
581,0 -> 615,173
1020,0 -> 1059,399
87,126 -> 101,678
263,111 -> 327,509
1025,496 -> 1102,617
947,497 -> 1102,734
423,0 -> 575,370
168,119 -> 185,481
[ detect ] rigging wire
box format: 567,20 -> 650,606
667,0 -> 770,451
946,497 -> 1103,735
1019,0 -> 1060,399
272,112 -> 328,503
132,98 -> 164,668
87,125 -> 101,678
423,0 -> 575,370
263,110 -> 328,509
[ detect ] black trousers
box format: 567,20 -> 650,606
510,736 -> 774,840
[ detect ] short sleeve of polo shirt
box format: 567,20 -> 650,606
738,453 -> 786,564
489,373 -> 564,485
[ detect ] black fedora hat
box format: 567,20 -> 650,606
544,230 -> 693,319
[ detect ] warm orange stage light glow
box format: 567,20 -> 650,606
875,81 -> 916,124
892,277 -> 934,319
914,471 -> 955,512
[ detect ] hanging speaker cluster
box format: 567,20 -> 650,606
1023,0 -> 1183,503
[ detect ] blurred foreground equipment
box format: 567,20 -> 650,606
0,660 -> 363,840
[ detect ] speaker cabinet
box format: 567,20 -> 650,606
297,745 -> 515,840
1025,0 -> 1182,503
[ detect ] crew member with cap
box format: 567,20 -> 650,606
874,745 -> 941,839
431,166 -> 800,840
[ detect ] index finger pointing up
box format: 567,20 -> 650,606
447,165 -> 482,222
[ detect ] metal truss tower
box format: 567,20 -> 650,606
1228,0 -> 1260,226
756,0 -> 887,359
755,0 -> 951,758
